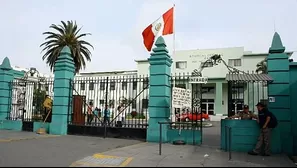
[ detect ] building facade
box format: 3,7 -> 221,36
136,47 -> 293,120
9,47 -> 293,121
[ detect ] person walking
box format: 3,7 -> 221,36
103,105 -> 111,125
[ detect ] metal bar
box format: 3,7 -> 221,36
228,127 -> 232,160
104,122 -> 107,138
67,79 -> 72,125
200,84 -> 203,145
225,125 -> 227,152
193,122 -> 195,145
159,123 -> 162,155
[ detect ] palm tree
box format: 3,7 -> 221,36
256,58 -> 267,74
40,21 -> 93,73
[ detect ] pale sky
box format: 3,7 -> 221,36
0,0 -> 297,74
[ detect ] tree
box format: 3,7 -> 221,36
256,58 -> 267,74
40,21 -> 93,73
32,84 -> 46,121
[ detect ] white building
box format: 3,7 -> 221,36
10,47 -> 293,121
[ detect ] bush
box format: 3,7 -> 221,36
131,111 -> 137,118
127,113 -> 146,119
32,115 -> 43,121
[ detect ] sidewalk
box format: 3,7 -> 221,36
71,142 -> 295,167
0,130 -> 58,142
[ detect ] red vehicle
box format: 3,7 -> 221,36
176,112 -> 210,122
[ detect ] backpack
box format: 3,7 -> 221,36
269,112 -> 278,128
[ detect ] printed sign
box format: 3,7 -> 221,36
189,77 -> 208,84
172,87 -> 192,108
269,97 -> 275,103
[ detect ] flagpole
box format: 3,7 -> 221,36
171,4 -> 176,123
173,3 -> 176,87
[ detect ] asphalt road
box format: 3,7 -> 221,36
0,131 -> 142,167
202,121 -> 221,148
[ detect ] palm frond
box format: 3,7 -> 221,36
40,20 -> 93,73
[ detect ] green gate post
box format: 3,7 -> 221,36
267,32 -> 291,154
0,57 -> 13,121
289,62 -> 297,155
147,37 -> 173,142
50,46 -> 75,135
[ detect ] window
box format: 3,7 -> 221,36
133,81 -> 137,90
80,83 -> 85,90
132,99 -> 137,108
143,78 -> 149,89
176,84 -> 186,89
231,87 -> 244,94
89,82 -> 94,90
142,99 -> 148,109
202,87 -> 215,94
201,61 -> 213,68
202,99 -> 215,103
228,59 -> 242,67
99,100 -> 105,105
231,99 -> 244,113
109,100 -> 114,107
45,85 -> 49,91
110,81 -> 115,90
176,61 -> 187,69
100,82 -> 105,90
122,82 -> 127,90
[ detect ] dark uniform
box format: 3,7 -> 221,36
235,111 -> 253,120
231,105 -> 256,120
249,102 -> 275,156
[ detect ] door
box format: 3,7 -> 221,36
72,95 -> 86,125
201,99 -> 214,115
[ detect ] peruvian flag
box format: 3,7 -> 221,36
142,7 -> 174,51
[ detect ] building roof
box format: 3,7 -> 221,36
78,70 -> 137,76
243,51 -> 293,57
225,73 -> 273,82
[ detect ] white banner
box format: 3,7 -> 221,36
172,87 -> 192,108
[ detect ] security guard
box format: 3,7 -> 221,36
230,105 -> 256,120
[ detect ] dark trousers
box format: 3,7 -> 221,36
43,108 -> 52,122
253,127 -> 272,155
87,114 -> 93,125
104,117 -> 110,125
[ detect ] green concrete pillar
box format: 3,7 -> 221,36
0,57 -> 13,120
49,46 -> 75,135
267,32 -> 291,154
147,37 -> 173,142
289,63 -> 297,155
215,82 -> 223,115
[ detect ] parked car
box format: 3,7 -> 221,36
176,112 -> 210,122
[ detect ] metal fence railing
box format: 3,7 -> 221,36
8,79 -> 54,123
68,75 -> 149,129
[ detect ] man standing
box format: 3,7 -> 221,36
229,105 -> 256,120
87,101 -> 94,125
248,102 -> 277,156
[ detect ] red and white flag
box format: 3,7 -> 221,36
142,7 -> 174,51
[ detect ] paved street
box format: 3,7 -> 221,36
0,130 -> 142,167
202,121 -> 221,148
89,142 -> 294,167
0,122 -> 295,167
